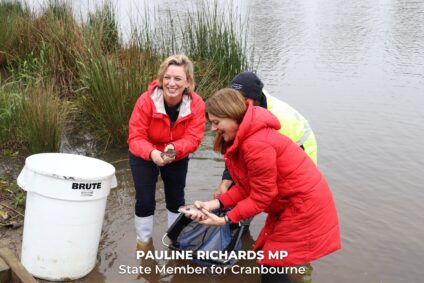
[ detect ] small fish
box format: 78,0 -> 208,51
178,205 -> 208,217
161,149 -> 176,159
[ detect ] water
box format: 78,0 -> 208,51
24,0 -> 424,282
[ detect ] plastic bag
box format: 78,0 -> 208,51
162,210 -> 246,266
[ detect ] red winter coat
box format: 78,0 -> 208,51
218,103 -> 340,266
128,80 -> 205,160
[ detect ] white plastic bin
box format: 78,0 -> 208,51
17,153 -> 117,281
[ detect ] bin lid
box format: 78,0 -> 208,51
24,153 -> 116,181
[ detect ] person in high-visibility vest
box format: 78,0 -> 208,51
214,71 -> 318,198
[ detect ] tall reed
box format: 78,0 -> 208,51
33,1 -> 86,97
182,2 -> 252,97
130,8 -> 178,58
1,1 -> 255,151
77,48 -> 160,148
0,0 -> 32,66
130,1 -> 254,99
17,80 -> 68,153
86,1 -> 120,54
0,82 -> 21,145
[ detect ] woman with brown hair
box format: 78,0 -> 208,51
186,88 -> 340,283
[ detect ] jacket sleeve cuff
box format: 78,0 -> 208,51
226,209 -> 241,224
217,193 -> 235,209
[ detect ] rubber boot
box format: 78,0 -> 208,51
135,215 -> 153,252
167,210 -> 180,229
134,215 -> 160,281
136,240 -> 160,281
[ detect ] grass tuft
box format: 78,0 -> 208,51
17,80 -> 69,153
0,82 -> 21,144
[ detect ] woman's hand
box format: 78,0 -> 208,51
179,205 -> 208,222
198,209 -> 226,226
194,199 -> 220,212
184,200 -> 222,225
150,149 -> 166,166
185,209 -> 208,222
162,144 -> 176,164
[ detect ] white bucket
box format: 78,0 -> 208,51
17,153 -> 118,281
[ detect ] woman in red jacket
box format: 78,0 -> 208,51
190,88 -> 340,282
128,54 -> 205,250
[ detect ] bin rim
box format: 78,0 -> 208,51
23,152 -> 116,182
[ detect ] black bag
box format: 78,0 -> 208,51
162,210 -> 247,266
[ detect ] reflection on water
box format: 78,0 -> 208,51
24,0 -> 424,282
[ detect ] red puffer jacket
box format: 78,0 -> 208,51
128,80 -> 205,160
218,102 -> 340,266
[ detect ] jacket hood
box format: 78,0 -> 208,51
226,101 -> 280,155
147,80 -> 159,93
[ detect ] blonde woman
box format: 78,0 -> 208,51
128,54 -> 205,250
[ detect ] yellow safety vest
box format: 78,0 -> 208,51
264,90 -> 318,165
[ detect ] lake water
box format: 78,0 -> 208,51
24,0 -> 424,282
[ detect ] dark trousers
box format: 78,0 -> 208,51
129,152 -> 189,217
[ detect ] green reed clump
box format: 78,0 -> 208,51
182,2 -> 252,98
86,1 -> 120,54
31,1 -> 86,97
44,0 -> 73,22
9,47 -> 50,87
0,0 -> 25,16
131,8 -> 179,58
0,0 -> 32,67
1,1 -> 255,152
17,80 -> 68,153
3,0 -> 86,98
0,82 -> 21,144
77,47 -> 160,148
130,1 -> 254,100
